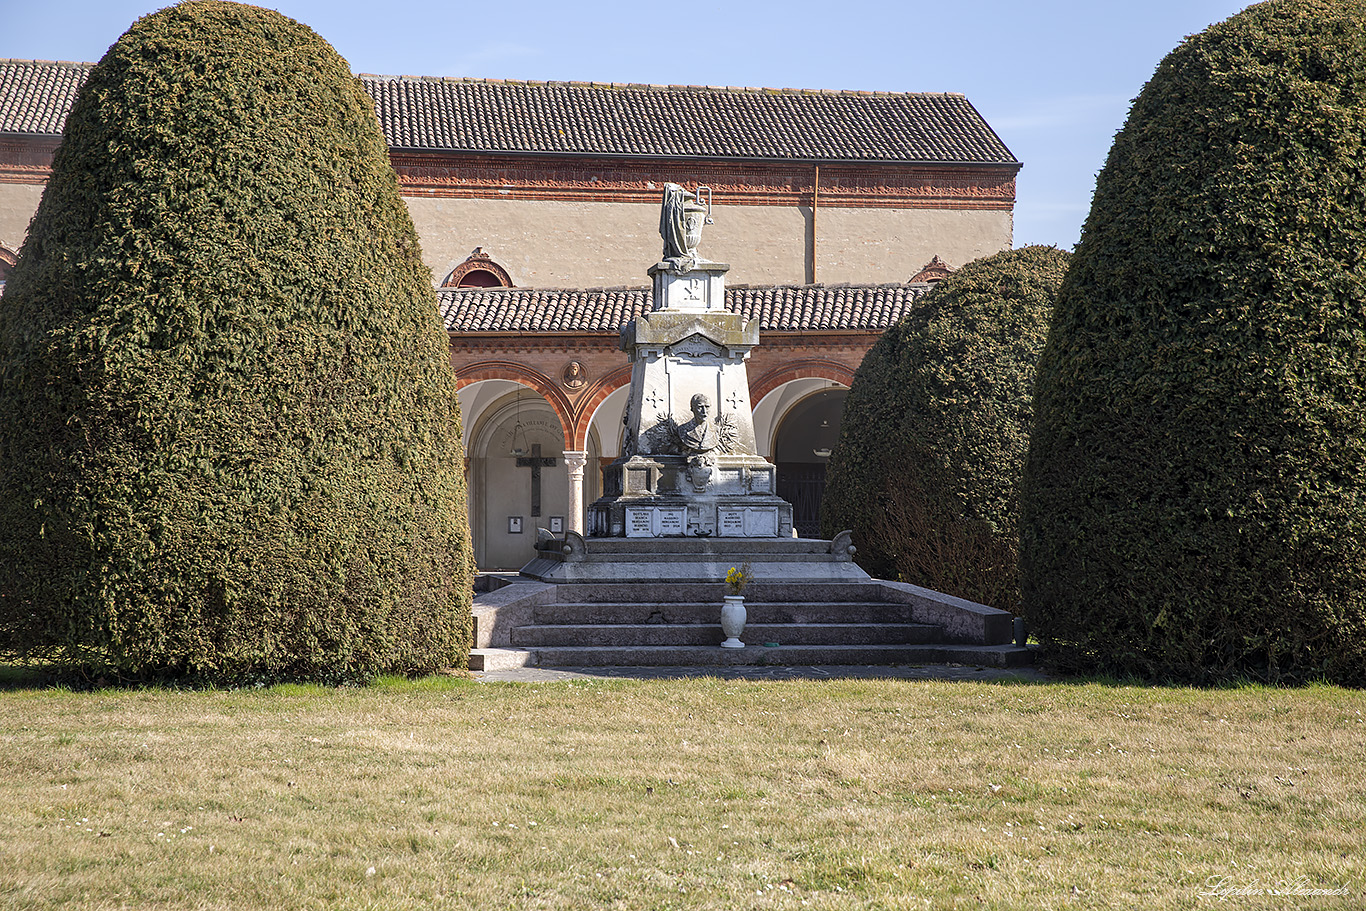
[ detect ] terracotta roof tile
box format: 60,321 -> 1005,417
0,60 -> 1017,166
0,60 -> 89,134
438,283 -> 931,333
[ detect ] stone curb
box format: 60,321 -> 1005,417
474,663 -> 1051,683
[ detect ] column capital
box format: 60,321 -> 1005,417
563,450 -> 589,474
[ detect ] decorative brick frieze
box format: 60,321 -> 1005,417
392,152 -> 1016,210
0,135 -> 59,183
3,139 -> 1016,209
750,359 -> 859,402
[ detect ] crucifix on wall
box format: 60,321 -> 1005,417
515,443 -> 557,517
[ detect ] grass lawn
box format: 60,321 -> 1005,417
1,671 -> 1361,910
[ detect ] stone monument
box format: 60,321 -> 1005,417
522,184 -> 866,583
589,183 -> 794,540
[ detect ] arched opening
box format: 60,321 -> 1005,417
454,268 -> 504,288
771,389 -> 848,537
465,386 -> 567,571
909,255 -> 955,284
581,382 -> 631,494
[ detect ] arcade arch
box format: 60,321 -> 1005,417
460,381 -> 575,570
755,380 -> 850,537
456,370 -> 858,565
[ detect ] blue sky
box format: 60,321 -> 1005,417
1,0 -> 1252,251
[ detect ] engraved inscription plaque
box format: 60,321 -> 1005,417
744,508 -> 778,537
626,508 -> 655,538
657,508 -> 686,535
625,506 -> 690,537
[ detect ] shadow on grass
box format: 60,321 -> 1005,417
0,660 -> 1344,694
0,661 -> 481,694
0,663 -> 65,691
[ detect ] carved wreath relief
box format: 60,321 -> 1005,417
638,393 -> 737,490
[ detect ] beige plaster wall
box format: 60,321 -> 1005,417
2,184 -> 1013,286
815,207 -> 1013,283
405,196 -> 1012,288
408,197 -> 662,288
0,184 -> 43,254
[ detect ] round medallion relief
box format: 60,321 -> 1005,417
562,361 -> 587,389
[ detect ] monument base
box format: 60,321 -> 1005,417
519,530 -> 870,584
591,454 -> 794,538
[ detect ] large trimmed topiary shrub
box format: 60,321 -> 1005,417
1020,0 -> 1366,684
821,246 -> 1069,608
0,1 -> 472,683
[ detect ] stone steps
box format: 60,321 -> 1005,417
513,643 -> 1033,669
544,582 -> 888,603
520,535 -> 871,584
471,578 -> 1032,672
468,648 -> 535,672
511,621 -> 938,648
529,601 -> 923,625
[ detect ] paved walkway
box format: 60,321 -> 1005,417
475,663 -> 1051,683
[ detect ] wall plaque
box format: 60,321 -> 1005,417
657,509 -> 686,535
626,508 -> 655,537
719,510 -> 746,536
744,508 -> 778,537
625,506 -> 689,537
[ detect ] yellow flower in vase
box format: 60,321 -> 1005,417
725,562 -> 753,596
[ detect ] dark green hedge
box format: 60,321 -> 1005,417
1019,0 -> 1366,684
821,246 -> 1070,608
0,1 -> 472,683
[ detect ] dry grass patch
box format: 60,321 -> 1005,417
0,674 -> 1362,909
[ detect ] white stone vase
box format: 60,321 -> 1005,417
720,594 -> 746,648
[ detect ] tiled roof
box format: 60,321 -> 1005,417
364,77 -> 1017,164
0,60 -> 89,134
0,60 -> 1017,165
438,283 -> 930,333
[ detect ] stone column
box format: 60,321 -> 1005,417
564,451 -> 588,536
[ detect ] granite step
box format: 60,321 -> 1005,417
467,648 -> 535,672
530,601 -> 920,626
546,582 -> 890,604
511,622 -> 939,648
524,643 -> 1034,669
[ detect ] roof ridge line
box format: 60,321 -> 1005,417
357,73 -> 953,98
0,60 -> 965,100
437,285 -> 650,294
0,58 -> 96,68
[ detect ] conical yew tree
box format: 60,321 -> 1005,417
1020,0 -> 1366,684
0,1 -> 472,683
822,246 -> 1069,608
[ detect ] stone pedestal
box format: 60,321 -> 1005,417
589,258 -> 793,539
591,458 -> 792,538
520,530 -> 870,584
650,260 -> 729,312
